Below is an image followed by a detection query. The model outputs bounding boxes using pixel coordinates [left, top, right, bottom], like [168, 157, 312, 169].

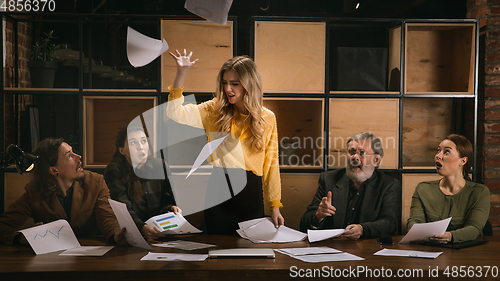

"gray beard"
[346, 165, 375, 184]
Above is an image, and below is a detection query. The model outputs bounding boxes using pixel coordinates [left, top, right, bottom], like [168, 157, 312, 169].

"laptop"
[208, 248, 275, 259]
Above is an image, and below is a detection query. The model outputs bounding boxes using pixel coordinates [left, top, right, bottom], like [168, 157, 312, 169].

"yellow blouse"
[167, 86, 282, 210]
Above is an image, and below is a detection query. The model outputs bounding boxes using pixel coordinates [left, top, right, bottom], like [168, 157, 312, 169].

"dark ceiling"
[58, 0, 467, 20]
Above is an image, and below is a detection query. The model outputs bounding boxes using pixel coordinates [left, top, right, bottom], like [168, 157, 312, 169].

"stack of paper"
[141, 252, 208, 261]
[274, 247, 364, 263]
[236, 218, 307, 243]
[152, 240, 216, 251]
[374, 249, 443, 259]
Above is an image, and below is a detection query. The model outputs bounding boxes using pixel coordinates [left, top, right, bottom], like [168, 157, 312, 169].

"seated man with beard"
[299, 132, 401, 240]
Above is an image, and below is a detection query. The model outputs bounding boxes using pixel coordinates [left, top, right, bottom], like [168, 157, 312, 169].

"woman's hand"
[170, 49, 198, 89]
[429, 231, 452, 244]
[170, 49, 198, 71]
[171, 206, 182, 215]
[141, 224, 164, 240]
[271, 208, 284, 228]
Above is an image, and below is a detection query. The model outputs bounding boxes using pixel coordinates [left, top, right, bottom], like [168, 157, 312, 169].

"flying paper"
[186, 135, 228, 178]
[184, 0, 234, 25]
[127, 26, 169, 68]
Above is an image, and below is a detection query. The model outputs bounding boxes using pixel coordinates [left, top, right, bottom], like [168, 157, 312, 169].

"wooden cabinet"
[405, 23, 475, 95]
[161, 20, 234, 93]
[254, 21, 326, 93]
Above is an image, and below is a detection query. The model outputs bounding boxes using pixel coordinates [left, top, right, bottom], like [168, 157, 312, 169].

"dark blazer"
[299, 168, 401, 238]
[0, 170, 120, 245]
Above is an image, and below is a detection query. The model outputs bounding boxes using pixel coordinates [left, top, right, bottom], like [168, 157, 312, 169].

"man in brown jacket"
[0, 138, 127, 245]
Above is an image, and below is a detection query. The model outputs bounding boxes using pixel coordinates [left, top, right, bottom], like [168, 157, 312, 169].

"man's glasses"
[347, 148, 375, 157]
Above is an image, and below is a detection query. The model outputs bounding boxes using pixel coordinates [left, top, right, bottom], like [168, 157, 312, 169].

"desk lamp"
[0, 144, 38, 174]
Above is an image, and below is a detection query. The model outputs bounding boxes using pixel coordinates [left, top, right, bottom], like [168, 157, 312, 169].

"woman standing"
[407, 134, 490, 244]
[166, 49, 284, 234]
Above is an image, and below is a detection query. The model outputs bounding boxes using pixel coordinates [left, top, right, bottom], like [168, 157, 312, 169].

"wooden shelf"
[255, 21, 326, 93]
[3, 88, 79, 91]
[405, 23, 475, 94]
[264, 173, 320, 230]
[329, 98, 399, 169]
[264, 98, 324, 168]
[161, 20, 233, 93]
[83, 96, 157, 168]
[329, 91, 399, 95]
[402, 98, 454, 167]
[3, 172, 34, 228]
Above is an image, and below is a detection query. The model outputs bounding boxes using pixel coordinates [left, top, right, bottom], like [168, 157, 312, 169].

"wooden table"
[1, 235, 499, 280]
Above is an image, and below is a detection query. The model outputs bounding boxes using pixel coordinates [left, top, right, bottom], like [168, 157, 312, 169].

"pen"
[157, 257, 169, 259]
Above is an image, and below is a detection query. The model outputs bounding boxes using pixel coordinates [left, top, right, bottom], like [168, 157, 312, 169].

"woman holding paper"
[167, 49, 284, 234]
[407, 134, 490, 244]
[104, 124, 181, 240]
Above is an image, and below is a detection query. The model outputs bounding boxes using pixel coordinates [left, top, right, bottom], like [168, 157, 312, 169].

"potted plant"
[28, 30, 59, 88]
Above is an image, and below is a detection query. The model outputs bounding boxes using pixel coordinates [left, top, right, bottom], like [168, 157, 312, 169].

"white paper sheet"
[59, 246, 114, 256]
[184, 0, 234, 25]
[294, 252, 365, 263]
[241, 218, 278, 241]
[399, 217, 452, 244]
[374, 249, 443, 259]
[307, 229, 345, 243]
[140, 252, 208, 261]
[145, 213, 202, 234]
[108, 199, 153, 250]
[275, 247, 342, 257]
[126, 26, 169, 68]
[237, 217, 307, 243]
[186, 135, 228, 178]
[152, 240, 216, 251]
[19, 219, 81, 255]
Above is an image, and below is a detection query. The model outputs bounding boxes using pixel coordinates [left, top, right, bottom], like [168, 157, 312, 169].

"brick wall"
[468, 0, 500, 236]
[3, 16, 33, 152]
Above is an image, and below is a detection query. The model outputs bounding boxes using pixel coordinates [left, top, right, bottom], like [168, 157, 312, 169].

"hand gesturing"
[169, 49, 198, 70]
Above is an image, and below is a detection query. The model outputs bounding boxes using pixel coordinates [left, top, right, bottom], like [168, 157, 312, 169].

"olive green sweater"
[407, 180, 490, 243]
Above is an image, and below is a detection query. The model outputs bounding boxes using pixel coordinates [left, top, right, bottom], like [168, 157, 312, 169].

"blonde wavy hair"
[211, 56, 266, 151]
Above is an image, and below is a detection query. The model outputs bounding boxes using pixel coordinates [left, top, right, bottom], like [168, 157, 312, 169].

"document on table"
[294, 253, 365, 263]
[19, 219, 114, 256]
[374, 249, 443, 259]
[275, 247, 342, 257]
[236, 217, 306, 243]
[140, 252, 208, 261]
[307, 229, 345, 243]
[145, 213, 202, 234]
[59, 246, 114, 256]
[108, 199, 153, 251]
[19, 219, 81, 255]
[274, 246, 363, 263]
[152, 240, 216, 251]
[399, 217, 451, 244]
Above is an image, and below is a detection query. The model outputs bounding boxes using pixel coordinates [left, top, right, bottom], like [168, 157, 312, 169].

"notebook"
[208, 248, 275, 259]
